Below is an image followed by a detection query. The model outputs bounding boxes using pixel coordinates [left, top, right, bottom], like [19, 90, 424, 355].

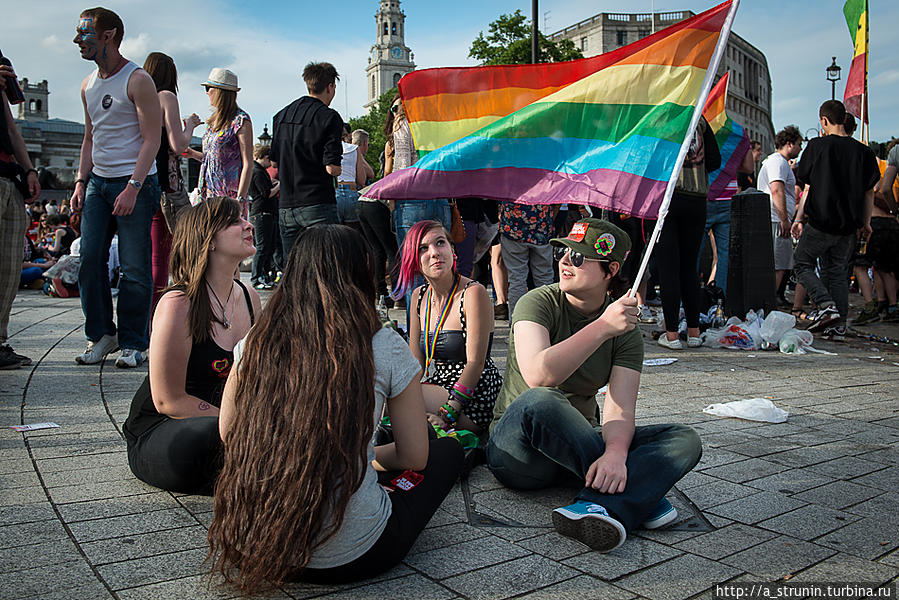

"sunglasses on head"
[553, 246, 608, 268]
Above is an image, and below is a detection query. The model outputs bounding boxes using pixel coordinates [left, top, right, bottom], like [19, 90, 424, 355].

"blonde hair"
[207, 87, 240, 133]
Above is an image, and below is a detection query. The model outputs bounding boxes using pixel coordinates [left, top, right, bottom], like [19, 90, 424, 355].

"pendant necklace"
[207, 279, 234, 329]
[423, 274, 459, 381]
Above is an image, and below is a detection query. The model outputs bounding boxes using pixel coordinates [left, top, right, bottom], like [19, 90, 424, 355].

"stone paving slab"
[2, 287, 899, 599]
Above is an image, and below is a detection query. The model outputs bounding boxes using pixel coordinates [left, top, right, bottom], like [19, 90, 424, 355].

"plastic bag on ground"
[779, 329, 814, 355]
[703, 322, 760, 350]
[760, 311, 797, 345]
[703, 398, 789, 423]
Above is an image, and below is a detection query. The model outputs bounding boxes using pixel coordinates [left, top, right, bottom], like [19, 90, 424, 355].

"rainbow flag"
[702, 72, 749, 201]
[364, 1, 734, 218]
[843, 0, 868, 122]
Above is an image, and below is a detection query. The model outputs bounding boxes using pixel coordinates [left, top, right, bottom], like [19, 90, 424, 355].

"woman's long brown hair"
[208, 225, 382, 594]
[168, 197, 241, 342]
[207, 87, 240, 133]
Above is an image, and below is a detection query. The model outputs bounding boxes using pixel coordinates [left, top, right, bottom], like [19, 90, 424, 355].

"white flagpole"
[629, 0, 741, 298]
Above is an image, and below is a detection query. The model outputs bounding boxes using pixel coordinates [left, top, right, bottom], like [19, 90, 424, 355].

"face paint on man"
[74, 17, 100, 60]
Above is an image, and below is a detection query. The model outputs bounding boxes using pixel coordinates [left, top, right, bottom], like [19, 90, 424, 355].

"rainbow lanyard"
[423, 275, 459, 378]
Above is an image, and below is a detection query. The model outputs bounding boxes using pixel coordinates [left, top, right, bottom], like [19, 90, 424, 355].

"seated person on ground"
[122, 197, 260, 495]
[486, 218, 703, 552]
[394, 220, 502, 434]
[209, 225, 464, 593]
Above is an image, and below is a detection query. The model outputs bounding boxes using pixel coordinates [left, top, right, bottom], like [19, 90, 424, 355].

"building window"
[638, 29, 650, 39]
[393, 73, 401, 87]
[391, 22, 397, 35]
[383, 22, 388, 35]
[371, 75, 376, 98]
[580, 37, 587, 51]
[616, 30, 627, 46]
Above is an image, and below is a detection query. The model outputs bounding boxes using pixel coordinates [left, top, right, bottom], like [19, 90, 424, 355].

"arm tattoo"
[198, 401, 211, 411]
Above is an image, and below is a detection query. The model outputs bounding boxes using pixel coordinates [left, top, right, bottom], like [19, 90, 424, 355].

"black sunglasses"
[391, 104, 400, 113]
[553, 246, 607, 268]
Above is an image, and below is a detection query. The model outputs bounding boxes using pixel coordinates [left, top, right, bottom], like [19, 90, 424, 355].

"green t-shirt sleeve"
[510, 287, 556, 332]
[612, 326, 644, 373]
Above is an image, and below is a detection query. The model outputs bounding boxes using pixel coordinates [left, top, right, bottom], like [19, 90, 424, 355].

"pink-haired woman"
[393, 220, 501, 434]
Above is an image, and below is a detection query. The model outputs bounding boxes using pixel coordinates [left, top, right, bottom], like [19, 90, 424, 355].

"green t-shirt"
[490, 284, 644, 432]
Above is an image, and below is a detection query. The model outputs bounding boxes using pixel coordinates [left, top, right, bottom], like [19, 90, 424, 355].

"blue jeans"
[79, 173, 160, 350]
[486, 387, 702, 532]
[250, 212, 277, 284]
[393, 199, 451, 249]
[700, 200, 731, 296]
[279, 203, 339, 256]
[21, 266, 43, 286]
[335, 185, 360, 224]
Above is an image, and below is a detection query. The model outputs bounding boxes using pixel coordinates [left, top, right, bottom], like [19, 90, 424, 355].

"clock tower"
[365, 0, 415, 109]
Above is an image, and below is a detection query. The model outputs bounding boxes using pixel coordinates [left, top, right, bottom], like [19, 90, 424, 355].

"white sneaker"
[657, 335, 683, 350]
[638, 305, 657, 324]
[115, 348, 147, 368]
[687, 336, 702, 348]
[75, 334, 119, 365]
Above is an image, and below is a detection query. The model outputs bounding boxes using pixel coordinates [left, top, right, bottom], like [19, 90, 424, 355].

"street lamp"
[826, 57, 841, 101]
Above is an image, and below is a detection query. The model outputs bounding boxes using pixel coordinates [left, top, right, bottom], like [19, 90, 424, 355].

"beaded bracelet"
[438, 403, 458, 424]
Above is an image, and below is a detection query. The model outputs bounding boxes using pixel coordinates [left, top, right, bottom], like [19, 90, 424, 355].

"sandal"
[790, 308, 809, 321]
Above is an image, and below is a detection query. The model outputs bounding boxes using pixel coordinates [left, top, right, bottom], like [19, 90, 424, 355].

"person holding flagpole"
[487, 218, 702, 552]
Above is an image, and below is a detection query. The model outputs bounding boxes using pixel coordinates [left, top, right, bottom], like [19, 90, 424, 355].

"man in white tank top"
[69, 7, 161, 368]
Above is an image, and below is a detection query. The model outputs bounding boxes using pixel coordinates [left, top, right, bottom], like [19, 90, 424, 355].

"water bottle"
[0, 49, 25, 105]
[713, 302, 726, 328]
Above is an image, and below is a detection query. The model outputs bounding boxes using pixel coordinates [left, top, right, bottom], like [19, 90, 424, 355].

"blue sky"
[9, 0, 899, 143]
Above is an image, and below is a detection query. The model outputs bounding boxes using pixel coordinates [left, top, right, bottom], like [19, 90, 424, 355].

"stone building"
[549, 10, 775, 153]
[365, 0, 415, 108]
[14, 78, 84, 187]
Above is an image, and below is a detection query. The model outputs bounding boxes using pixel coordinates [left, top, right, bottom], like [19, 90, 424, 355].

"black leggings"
[357, 201, 398, 299]
[656, 194, 707, 332]
[126, 416, 222, 496]
[297, 437, 464, 584]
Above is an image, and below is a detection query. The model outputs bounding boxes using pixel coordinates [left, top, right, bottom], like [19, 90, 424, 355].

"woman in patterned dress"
[393, 220, 502, 434]
[191, 68, 253, 218]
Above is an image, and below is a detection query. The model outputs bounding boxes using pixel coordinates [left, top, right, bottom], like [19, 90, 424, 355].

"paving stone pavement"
[2, 284, 898, 599]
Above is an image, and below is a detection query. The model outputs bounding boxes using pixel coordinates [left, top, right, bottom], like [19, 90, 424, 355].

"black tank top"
[122, 281, 255, 441]
[417, 280, 493, 362]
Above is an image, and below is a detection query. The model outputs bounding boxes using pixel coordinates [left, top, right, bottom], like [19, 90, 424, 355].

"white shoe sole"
[657, 337, 683, 350]
[643, 505, 678, 529]
[552, 507, 626, 552]
[75, 344, 119, 365]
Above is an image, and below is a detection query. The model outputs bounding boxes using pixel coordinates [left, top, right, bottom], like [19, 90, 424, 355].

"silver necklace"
[207, 280, 234, 329]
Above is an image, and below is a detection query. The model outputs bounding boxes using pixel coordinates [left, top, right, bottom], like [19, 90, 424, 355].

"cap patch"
[595, 233, 615, 257]
[568, 222, 588, 242]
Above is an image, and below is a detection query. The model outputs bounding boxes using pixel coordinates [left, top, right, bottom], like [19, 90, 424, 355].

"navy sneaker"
[642, 497, 678, 529]
[551, 501, 626, 552]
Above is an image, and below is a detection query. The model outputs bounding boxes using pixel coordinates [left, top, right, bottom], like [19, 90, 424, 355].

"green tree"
[348, 88, 399, 180]
[469, 10, 583, 65]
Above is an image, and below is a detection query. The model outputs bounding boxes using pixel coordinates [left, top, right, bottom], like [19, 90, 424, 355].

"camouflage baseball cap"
[549, 218, 631, 265]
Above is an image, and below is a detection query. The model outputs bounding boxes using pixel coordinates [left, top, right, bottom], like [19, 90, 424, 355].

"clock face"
[391, 47, 402, 59]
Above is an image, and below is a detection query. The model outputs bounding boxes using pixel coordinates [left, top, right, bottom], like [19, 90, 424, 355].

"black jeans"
[793, 223, 854, 320]
[250, 212, 277, 284]
[297, 437, 464, 583]
[657, 194, 707, 332]
[357, 201, 398, 299]
[126, 416, 222, 496]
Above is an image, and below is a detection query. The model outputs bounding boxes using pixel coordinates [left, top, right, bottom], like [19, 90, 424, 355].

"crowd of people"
[0, 4, 897, 595]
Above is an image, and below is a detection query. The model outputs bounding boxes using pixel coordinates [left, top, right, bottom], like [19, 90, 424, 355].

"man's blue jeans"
[486, 387, 702, 532]
[393, 199, 451, 248]
[79, 173, 160, 350]
[279, 203, 339, 256]
[700, 200, 731, 296]
[335, 185, 360, 224]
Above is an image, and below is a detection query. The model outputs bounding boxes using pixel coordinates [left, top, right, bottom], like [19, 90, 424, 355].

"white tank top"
[339, 142, 357, 184]
[84, 61, 157, 178]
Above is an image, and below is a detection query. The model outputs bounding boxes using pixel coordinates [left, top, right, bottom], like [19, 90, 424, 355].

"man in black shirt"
[791, 100, 880, 338]
[271, 62, 344, 254]
[249, 145, 280, 289]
